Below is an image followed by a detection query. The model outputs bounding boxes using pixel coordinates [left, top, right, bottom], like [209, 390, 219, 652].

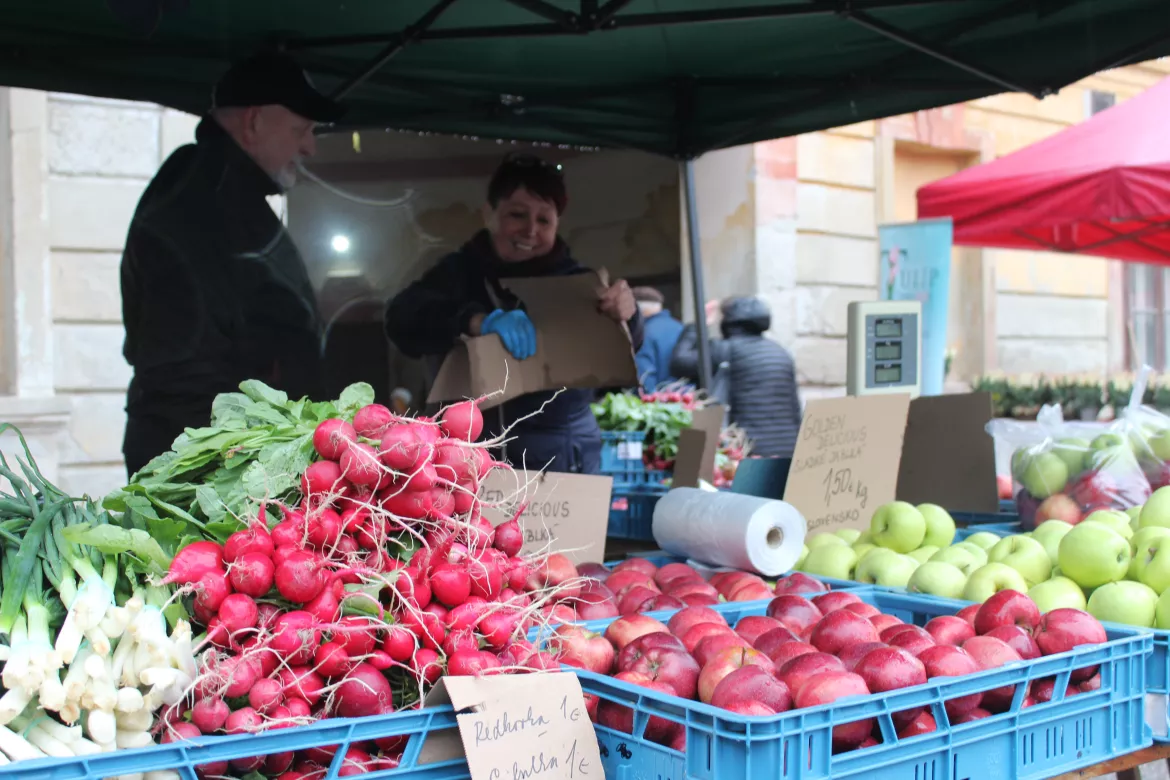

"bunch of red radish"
[549, 556, 1108, 754]
[158, 400, 592, 778]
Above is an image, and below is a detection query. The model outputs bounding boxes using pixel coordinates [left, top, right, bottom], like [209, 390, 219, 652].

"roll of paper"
[651, 487, 808, 576]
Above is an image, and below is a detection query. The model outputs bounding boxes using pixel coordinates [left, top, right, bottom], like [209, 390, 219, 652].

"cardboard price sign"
[783, 394, 911, 534]
[437, 673, 602, 780]
[479, 470, 611, 564]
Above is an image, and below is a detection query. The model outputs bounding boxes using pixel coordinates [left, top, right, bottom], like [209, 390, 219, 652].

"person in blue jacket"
[384, 152, 643, 474]
[632, 286, 684, 391]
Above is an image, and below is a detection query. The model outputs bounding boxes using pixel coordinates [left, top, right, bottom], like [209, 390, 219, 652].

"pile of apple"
[549, 588, 1108, 753]
[1009, 431, 1156, 528]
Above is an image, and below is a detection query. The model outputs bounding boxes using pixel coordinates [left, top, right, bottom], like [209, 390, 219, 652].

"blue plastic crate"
[572, 590, 1152, 780]
[600, 431, 669, 488]
[607, 484, 668, 540]
[0, 706, 468, 780]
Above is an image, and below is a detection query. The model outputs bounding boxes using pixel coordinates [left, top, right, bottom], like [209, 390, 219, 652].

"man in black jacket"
[671, 296, 803, 458]
[119, 53, 344, 477]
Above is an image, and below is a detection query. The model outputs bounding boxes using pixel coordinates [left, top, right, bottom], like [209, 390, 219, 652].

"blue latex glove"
[481, 308, 537, 360]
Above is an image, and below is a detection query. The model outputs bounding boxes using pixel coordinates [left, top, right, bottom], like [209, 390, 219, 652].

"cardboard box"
[479, 469, 611, 564]
[428, 271, 638, 409]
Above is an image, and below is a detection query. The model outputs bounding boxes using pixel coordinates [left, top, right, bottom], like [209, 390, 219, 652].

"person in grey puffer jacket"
[670, 296, 803, 457]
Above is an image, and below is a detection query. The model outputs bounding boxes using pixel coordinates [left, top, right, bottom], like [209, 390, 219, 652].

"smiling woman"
[383, 151, 644, 475]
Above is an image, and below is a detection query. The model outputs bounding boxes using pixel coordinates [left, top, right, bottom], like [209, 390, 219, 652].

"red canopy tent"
[917, 76, 1170, 265]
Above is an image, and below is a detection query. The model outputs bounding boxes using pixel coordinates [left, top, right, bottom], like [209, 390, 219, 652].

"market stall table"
[1050, 743, 1170, 780]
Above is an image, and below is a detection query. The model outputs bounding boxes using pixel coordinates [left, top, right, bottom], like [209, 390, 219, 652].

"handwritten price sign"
[783, 394, 911, 535]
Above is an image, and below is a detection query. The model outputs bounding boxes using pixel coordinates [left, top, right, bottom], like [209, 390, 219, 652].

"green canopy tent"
[5, 0, 1170, 386]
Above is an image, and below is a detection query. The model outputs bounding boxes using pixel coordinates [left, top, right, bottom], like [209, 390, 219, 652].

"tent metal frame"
[273, 0, 1160, 388]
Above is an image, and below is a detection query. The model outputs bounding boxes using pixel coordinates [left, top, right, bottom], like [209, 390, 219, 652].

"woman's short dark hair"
[487, 153, 568, 215]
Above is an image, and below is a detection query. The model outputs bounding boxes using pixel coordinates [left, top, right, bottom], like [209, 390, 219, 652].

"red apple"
[680, 622, 737, 654]
[734, 616, 785, 645]
[616, 632, 687, 671]
[859, 735, 881, 749]
[654, 563, 702, 588]
[577, 563, 610, 581]
[753, 626, 799, 656]
[710, 666, 792, 713]
[777, 652, 846, 699]
[597, 671, 678, 741]
[548, 625, 615, 674]
[843, 602, 881, 620]
[997, 474, 1013, 500]
[917, 645, 983, 718]
[669, 728, 686, 752]
[618, 585, 662, 615]
[575, 597, 619, 621]
[697, 647, 775, 704]
[605, 570, 659, 597]
[811, 610, 881, 655]
[837, 641, 887, 673]
[887, 626, 936, 657]
[962, 636, 1023, 711]
[974, 590, 1041, 636]
[1071, 471, 1120, 510]
[986, 625, 1040, 660]
[869, 614, 904, 633]
[880, 623, 917, 643]
[854, 647, 926, 727]
[1032, 608, 1107, 683]
[680, 594, 721, 607]
[612, 558, 658, 577]
[924, 616, 975, 647]
[604, 614, 670, 651]
[643, 595, 686, 612]
[956, 604, 980, 627]
[583, 693, 599, 722]
[773, 573, 830, 596]
[666, 580, 720, 599]
[724, 701, 776, 716]
[1035, 494, 1083, 525]
[952, 707, 991, 724]
[1079, 673, 1102, 693]
[765, 640, 819, 667]
[766, 595, 824, 635]
[626, 648, 702, 700]
[728, 583, 777, 602]
[794, 672, 873, 750]
[897, 710, 936, 739]
[1031, 677, 1077, 703]
[715, 572, 761, 597]
[694, 633, 751, 668]
[812, 591, 864, 614]
[667, 606, 727, 638]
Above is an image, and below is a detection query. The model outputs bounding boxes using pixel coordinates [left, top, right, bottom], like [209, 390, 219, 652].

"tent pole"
[682, 159, 714, 391]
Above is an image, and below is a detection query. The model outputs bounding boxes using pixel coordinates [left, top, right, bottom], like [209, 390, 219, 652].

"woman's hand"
[599, 279, 637, 322]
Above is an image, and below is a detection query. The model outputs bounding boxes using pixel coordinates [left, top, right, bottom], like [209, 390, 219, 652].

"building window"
[1089, 89, 1116, 115]
[1127, 264, 1169, 370]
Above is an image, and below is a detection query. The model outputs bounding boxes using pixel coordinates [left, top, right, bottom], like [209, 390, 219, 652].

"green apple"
[795, 544, 809, 570]
[1089, 445, 1139, 475]
[1058, 523, 1131, 589]
[907, 561, 968, 600]
[869, 502, 927, 553]
[856, 531, 873, 544]
[1053, 437, 1090, 475]
[1140, 486, 1170, 529]
[929, 545, 983, 577]
[806, 533, 848, 550]
[1082, 509, 1135, 541]
[853, 548, 918, 587]
[834, 528, 862, 545]
[1011, 448, 1034, 481]
[916, 504, 956, 548]
[1129, 508, 1142, 534]
[1087, 581, 1158, 627]
[1020, 452, 1069, 499]
[964, 532, 1002, 552]
[987, 535, 1052, 586]
[1031, 520, 1074, 564]
[801, 544, 858, 580]
[1156, 588, 1170, 629]
[963, 562, 1030, 603]
[851, 541, 876, 559]
[908, 545, 940, 564]
[1129, 526, 1170, 580]
[1150, 429, 1170, 462]
[1028, 576, 1088, 612]
[1091, 432, 1129, 451]
[952, 541, 990, 567]
[1133, 532, 1170, 595]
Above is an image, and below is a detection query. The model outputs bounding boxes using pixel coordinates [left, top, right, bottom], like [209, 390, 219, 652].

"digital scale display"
[874, 342, 901, 361]
[875, 365, 902, 384]
[874, 318, 903, 338]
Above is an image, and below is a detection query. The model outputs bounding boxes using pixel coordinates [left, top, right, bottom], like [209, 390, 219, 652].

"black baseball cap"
[212, 52, 346, 124]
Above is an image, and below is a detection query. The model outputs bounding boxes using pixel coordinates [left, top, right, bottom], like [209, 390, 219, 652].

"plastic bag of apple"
[992, 403, 1156, 530]
[546, 585, 1111, 753]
